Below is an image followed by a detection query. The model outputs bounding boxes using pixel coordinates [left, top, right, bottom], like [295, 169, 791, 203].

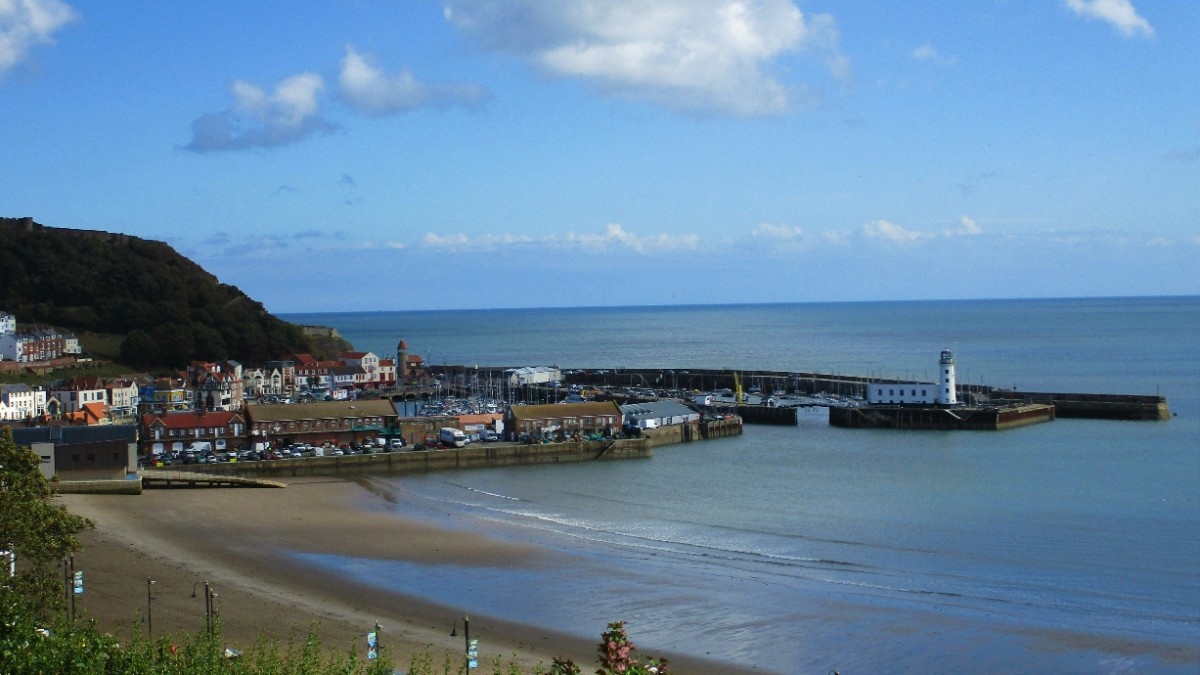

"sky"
[1, 0, 1197, 313]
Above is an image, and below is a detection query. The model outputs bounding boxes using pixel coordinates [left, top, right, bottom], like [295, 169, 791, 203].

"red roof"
[142, 410, 244, 429]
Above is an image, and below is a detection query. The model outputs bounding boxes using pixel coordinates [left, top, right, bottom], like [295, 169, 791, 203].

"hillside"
[0, 217, 321, 368]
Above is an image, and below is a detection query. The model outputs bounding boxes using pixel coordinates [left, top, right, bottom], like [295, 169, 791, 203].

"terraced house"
[139, 409, 247, 456]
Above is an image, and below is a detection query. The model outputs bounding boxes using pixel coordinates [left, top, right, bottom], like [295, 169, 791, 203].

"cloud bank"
[1064, 0, 1154, 38]
[186, 72, 333, 152]
[443, 0, 847, 116]
[0, 0, 76, 77]
[337, 45, 491, 116]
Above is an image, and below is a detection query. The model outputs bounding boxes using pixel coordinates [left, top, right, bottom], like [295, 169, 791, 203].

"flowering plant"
[595, 622, 670, 675]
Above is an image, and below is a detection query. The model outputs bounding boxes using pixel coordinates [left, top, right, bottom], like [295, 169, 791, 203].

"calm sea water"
[283, 297, 1200, 673]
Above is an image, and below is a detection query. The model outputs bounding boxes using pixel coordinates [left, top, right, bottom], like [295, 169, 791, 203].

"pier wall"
[989, 390, 1169, 421]
[641, 417, 743, 446]
[169, 439, 652, 480]
[545, 368, 1167, 422]
[829, 404, 1055, 431]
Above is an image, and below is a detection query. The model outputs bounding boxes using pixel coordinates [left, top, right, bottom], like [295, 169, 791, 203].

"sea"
[281, 296, 1200, 674]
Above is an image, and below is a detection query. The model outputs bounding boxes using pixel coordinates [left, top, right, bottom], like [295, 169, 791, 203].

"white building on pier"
[866, 349, 959, 406]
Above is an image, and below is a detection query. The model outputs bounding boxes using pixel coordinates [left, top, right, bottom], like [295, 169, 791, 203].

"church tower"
[938, 349, 958, 405]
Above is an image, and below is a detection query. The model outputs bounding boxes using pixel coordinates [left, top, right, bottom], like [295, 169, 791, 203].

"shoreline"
[58, 477, 768, 674]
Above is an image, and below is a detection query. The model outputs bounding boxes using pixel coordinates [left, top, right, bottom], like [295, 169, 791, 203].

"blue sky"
[1, 0, 1196, 312]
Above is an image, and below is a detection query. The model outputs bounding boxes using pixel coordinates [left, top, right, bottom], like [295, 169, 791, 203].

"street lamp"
[192, 581, 216, 634]
[145, 578, 156, 636]
[449, 615, 471, 671]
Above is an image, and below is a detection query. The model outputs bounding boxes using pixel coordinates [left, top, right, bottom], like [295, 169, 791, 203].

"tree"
[0, 427, 93, 623]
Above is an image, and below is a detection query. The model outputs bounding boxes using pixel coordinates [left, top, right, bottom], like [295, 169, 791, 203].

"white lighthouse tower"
[938, 348, 958, 405]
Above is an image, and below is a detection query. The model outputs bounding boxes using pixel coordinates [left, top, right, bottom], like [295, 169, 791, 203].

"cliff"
[0, 217, 313, 368]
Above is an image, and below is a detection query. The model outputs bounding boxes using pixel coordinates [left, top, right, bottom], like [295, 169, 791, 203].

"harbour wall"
[828, 404, 1056, 431]
[163, 438, 653, 480]
[988, 390, 1169, 421]
[551, 368, 1167, 422]
[640, 417, 743, 446]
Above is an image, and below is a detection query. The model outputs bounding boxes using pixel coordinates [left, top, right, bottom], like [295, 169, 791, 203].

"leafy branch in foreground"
[0, 426, 93, 624]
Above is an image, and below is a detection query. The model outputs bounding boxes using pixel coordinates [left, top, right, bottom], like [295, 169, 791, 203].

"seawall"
[989, 390, 1169, 421]
[829, 404, 1056, 431]
[442, 366, 1167, 422]
[160, 438, 653, 480]
[640, 417, 743, 446]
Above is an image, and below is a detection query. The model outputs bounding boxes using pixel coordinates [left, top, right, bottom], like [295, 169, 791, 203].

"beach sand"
[58, 477, 766, 674]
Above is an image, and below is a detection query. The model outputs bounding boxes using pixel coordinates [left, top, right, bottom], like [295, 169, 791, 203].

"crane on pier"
[733, 372, 744, 405]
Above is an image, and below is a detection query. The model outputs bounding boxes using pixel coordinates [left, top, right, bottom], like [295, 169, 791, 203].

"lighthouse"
[938, 348, 958, 405]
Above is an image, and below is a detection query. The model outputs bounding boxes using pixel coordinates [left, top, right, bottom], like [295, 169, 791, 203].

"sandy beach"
[58, 477, 767, 674]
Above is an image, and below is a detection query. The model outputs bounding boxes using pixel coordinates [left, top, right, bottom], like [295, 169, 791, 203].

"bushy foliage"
[0, 427, 93, 623]
[0, 219, 312, 368]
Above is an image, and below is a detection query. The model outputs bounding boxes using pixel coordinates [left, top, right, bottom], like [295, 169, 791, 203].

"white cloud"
[858, 216, 983, 244]
[954, 215, 982, 236]
[912, 42, 955, 65]
[337, 45, 490, 116]
[186, 72, 332, 152]
[443, 0, 848, 116]
[1064, 0, 1154, 38]
[752, 222, 804, 243]
[417, 222, 697, 253]
[862, 219, 927, 243]
[0, 0, 76, 77]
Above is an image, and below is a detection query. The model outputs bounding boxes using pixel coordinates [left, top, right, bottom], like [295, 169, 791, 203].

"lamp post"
[449, 615, 472, 671]
[192, 581, 216, 634]
[145, 578, 156, 636]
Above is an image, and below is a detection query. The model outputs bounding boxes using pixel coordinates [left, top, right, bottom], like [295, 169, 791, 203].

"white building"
[620, 400, 701, 430]
[106, 378, 141, 417]
[506, 366, 562, 387]
[51, 378, 109, 414]
[0, 311, 14, 334]
[866, 349, 960, 406]
[1, 384, 48, 419]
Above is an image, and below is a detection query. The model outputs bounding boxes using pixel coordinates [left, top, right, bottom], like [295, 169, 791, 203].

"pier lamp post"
[192, 581, 216, 634]
[145, 578, 156, 636]
[449, 615, 470, 671]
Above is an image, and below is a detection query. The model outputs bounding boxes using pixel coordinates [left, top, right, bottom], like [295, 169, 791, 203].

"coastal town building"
[0, 384, 48, 420]
[506, 366, 562, 387]
[51, 376, 109, 414]
[105, 378, 141, 418]
[266, 359, 298, 395]
[139, 409, 247, 456]
[186, 360, 245, 411]
[505, 401, 621, 441]
[242, 367, 285, 399]
[142, 377, 192, 414]
[12, 425, 137, 481]
[397, 339, 429, 385]
[619, 400, 701, 430]
[245, 399, 399, 451]
[0, 311, 80, 363]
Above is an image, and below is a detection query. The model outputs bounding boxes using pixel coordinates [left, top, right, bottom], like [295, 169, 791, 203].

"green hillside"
[0, 217, 313, 368]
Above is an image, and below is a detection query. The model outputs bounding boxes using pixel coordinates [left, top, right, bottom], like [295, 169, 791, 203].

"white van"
[439, 427, 468, 448]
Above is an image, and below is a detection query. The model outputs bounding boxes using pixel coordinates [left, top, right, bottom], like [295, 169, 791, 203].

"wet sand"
[58, 478, 768, 674]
